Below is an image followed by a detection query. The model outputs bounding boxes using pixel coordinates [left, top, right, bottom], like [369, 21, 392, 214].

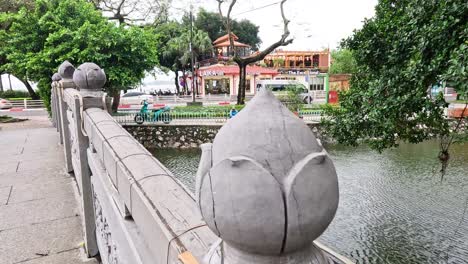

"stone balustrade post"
[72, 62, 107, 257]
[196, 88, 340, 264]
[51, 72, 62, 131]
[57, 61, 76, 172]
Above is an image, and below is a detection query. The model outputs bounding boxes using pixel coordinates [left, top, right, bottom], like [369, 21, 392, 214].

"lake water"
[151, 141, 468, 264]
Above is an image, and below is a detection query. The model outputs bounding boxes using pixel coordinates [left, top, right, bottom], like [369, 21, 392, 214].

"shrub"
[0, 90, 30, 99]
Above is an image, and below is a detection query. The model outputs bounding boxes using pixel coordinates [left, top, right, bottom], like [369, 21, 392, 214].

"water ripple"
[151, 141, 468, 264]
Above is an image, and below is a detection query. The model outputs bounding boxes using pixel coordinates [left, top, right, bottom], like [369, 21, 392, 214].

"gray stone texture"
[52, 72, 62, 82]
[0, 127, 97, 264]
[124, 123, 323, 149]
[82, 107, 220, 264]
[73, 62, 106, 97]
[196, 89, 339, 263]
[58, 60, 75, 80]
[124, 124, 220, 149]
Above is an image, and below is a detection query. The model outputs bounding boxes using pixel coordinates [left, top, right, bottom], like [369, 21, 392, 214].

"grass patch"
[0, 115, 28, 123]
[172, 103, 324, 113]
[0, 90, 30, 99]
[7, 97, 32, 101]
[172, 105, 244, 113]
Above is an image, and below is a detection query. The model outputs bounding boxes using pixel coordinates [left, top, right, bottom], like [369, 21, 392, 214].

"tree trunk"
[237, 63, 247, 105]
[17, 77, 39, 99]
[0, 74, 3, 92]
[111, 90, 120, 113]
[174, 70, 180, 95]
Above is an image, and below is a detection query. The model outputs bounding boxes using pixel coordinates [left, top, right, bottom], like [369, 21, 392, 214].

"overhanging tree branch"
[216, 0, 293, 104]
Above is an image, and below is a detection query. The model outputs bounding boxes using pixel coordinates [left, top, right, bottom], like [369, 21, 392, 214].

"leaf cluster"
[155, 21, 212, 71]
[0, 0, 159, 110]
[329, 49, 357, 74]
[189, 8, 262, 51]
[324, 0, 467, 151]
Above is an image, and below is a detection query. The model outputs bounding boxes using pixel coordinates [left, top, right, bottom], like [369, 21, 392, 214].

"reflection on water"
[151, 141, 468, 264]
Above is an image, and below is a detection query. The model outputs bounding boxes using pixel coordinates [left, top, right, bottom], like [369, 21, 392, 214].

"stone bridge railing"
[50, 61, 354, 264]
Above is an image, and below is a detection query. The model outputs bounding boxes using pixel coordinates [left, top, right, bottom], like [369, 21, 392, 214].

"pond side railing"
[113, 109, 323, 125]
[8, 99, 45, 109]
[51, 60, 354, 264]
[51, 61, 218, 263]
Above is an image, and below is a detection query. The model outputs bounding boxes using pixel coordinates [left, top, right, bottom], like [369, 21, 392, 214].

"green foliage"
[154, 20, 212, 94]
[172, 104, 244, 113]
[0, 90, 30, 98]
[273, 58, 285, 67]
[193, 8, 261, 50]
[285, 85, 305, 112]
[154, 21, 185, 72]
[165, 29, 212, 67]
[329, 49, 357, 74]
[0, 0, 159, 111]
[324, 0, 467, 151]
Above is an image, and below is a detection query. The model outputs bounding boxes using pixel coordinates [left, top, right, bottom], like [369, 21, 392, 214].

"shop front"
[204, 77, 231, 95]
[198, 64, 278, 96]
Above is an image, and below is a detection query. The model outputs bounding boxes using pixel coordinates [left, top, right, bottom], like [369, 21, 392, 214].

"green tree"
[0, 0, 37, 97]
[232, 19, 261, 51]
[323, 0, 467, 173]
[164, 29, 213, 94]
[193, 8, 261, 50]
[0, 0, 158, 111]
[154, 21, 185, 93]
[329, 49, 357, 74]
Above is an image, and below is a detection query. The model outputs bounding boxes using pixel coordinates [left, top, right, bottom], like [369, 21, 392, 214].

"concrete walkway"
[0, 119, 97, 263]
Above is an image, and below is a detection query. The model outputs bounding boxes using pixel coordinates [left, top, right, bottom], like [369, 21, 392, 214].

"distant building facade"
[264, 49, 330, 73]
[195, 33, 278, 96]
[263, 49, 331, 102]
[329, 74, 351, 92]
[193, 35, 343, 102]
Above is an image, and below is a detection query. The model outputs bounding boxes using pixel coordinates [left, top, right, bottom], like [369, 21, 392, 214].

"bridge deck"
[0, 120, 96, 264]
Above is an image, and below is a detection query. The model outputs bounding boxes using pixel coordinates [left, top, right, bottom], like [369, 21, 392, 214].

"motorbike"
[134, 100, 172, 124]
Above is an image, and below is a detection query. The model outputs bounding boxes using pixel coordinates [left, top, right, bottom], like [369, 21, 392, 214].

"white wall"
[0, 74, 38, 91]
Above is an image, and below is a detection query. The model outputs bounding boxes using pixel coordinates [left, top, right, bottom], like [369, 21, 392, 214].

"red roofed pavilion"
[192, 33, 277, 97]
[213, 33, 251, 58]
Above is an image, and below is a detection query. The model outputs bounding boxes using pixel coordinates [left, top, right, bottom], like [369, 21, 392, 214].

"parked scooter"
[134, 100, 172, 124]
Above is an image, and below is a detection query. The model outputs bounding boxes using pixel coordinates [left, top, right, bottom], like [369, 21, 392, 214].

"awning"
[198, 65, 278, 77]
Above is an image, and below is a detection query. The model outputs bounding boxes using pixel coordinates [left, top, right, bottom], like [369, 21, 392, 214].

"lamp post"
[190, 4, 196, 103]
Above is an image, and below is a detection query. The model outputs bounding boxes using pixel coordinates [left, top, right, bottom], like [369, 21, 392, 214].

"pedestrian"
[229, 107, 238, 118]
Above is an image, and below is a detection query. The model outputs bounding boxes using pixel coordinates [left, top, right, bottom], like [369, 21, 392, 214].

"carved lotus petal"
[197, 88, 339, 255]
[284, 152, 339, 252]
[199, 157, 285, 254]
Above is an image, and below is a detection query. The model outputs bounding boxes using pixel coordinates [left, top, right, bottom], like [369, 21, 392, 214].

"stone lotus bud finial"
[52, 73, 62, 82]
[73, 62, 106, 97]
[58, 61, 75, 80]
[196, 88, 339, 264]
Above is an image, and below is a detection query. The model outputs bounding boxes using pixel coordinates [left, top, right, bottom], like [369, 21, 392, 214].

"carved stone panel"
[92, 183, 119, 264]
[67, 107, 82, 191]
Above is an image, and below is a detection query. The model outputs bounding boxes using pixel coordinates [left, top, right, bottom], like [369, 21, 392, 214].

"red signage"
[328, 91, 338, 104]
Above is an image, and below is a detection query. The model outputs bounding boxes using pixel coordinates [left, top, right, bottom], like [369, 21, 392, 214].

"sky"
[148, 0, 378, 84]
[171, 0, 378, 50]
[2, 0, 377, 91]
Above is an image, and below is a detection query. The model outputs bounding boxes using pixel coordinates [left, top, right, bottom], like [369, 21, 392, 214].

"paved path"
[0, 117, 97, 263]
